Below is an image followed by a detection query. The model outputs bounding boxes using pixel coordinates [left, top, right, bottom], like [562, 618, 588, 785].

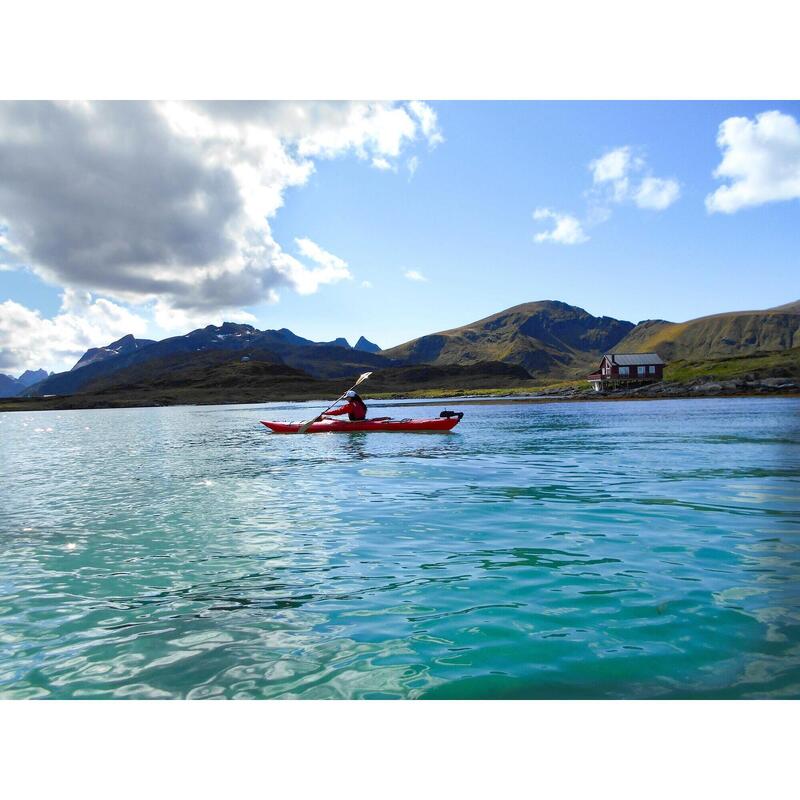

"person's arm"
[324, 402, 353, 417]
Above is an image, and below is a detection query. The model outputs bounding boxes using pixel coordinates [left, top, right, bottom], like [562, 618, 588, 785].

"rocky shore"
[537, 376, 800, 400]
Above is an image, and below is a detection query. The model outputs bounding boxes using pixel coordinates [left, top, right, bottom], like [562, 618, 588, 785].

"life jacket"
[347, 397, 367, 420]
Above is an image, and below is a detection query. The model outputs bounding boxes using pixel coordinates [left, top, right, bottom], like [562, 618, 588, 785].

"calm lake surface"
[1, 397, 799, 699]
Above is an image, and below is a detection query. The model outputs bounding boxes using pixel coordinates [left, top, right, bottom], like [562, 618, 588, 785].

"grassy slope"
[616, 307, 800, 361]
[664, 346, 800, 382]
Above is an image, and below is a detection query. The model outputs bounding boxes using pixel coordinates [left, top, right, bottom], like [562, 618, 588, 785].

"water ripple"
[1, 397, 799, 698]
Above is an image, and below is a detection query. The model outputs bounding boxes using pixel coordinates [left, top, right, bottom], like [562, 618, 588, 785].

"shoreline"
[1, 387, 798, 414]
[369, 390, 800, 407]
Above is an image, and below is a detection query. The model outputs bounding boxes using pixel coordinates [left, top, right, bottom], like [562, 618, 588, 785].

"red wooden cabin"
[587, 352, 665, 391]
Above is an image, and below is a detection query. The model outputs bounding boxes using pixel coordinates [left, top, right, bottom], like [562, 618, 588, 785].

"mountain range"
[23, 324, 387, 397]
[0, 368, 51, 398]
[10, 299, 800, 402]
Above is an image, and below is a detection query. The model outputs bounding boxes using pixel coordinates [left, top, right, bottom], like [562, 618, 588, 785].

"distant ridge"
[0, 367, 52, 397]
[768, 299, 800, 313]
[354, 336, 381, 353]
[382, 300, 635, 378]
[17, 368, 50, 387]
[72, 334, 156, 370]
[0, 373, 20, 397]
[30, 323, 397, 397]
[319, 337, 351, 349]
[615, 304, 800, 361]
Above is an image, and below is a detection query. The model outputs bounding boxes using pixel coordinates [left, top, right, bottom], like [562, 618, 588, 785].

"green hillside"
[664, 346, 800, 383]
[616, 304, 800, 361]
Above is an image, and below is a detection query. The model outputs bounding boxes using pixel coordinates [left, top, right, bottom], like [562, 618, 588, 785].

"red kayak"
[261, 412, 463, 434]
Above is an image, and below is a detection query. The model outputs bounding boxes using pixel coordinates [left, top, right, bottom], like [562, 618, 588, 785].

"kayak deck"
[261, 416, 462, 434]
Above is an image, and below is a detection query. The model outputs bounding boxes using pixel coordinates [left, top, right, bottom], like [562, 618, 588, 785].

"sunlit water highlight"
[1, 397, 799, 699]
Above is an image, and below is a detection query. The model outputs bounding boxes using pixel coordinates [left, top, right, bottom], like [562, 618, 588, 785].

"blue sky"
[1, 100, 798, 373]
[269, 101, 799, 345]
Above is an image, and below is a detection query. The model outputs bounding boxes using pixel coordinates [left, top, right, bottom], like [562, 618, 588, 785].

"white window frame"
[637, 365, 646, 376]
[619, 366, 629, 376]
[649, 365, 656, 374]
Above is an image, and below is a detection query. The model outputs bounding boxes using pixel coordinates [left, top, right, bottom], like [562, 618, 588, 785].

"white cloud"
[589, 145, 680, 210]
[371, 156, 393, 171]
[152, 303, 257, 334]
[408, 101, 444, 147]
[634, 176, 681, 210]
[533, 144, 678, 249]
[0, 290, 149, 374]
[590, 146, 641, 201]
[283, 237, 352, 295]
[292, 102, 429, 159]
[360, 280, 373, 289]
[705, 110, 800, 213]
[407, 155, 419, 178]
[404, 270, 428, 282]
[532, 208, 588, 245]
[0, 101, 442, 323]
[590, 147, 635, 183]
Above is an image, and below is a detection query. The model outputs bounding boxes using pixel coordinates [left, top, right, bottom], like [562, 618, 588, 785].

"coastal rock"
[691, 382, 723, 394]
[760, 377, 796, 388]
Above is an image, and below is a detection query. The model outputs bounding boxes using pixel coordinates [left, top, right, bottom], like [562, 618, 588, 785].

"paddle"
[297, 371, 373, 434]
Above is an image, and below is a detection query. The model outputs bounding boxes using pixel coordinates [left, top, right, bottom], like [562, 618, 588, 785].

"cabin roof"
[605, 352, 665, 366]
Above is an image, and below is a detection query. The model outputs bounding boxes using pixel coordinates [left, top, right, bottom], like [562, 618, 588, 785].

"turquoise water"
[1, 397, 799, 699]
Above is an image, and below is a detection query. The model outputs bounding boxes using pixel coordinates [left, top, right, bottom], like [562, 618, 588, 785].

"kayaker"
[321, 390, 368, 421]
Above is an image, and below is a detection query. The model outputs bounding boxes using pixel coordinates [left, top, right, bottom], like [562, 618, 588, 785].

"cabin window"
[649, 365, 656, 374]
[619, 366, 629, 376]
[637, 366, 645, 376]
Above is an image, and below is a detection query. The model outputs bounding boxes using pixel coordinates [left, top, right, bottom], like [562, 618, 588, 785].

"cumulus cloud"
[533, 144, 678, 248]
[0, 290, 149, 374]
[404, 270, 428, 282]
[282, 238, 352, 295]
[0, 100, 442, 322]
[590, 146, 680, 210]
[152, 303, 257, 334]
[590, 146, 641, 201]
[705, 110, 800, 213]
[532, 208, 588, 245]
[408, 101, 445, 147]
[634, 176, 682, 210]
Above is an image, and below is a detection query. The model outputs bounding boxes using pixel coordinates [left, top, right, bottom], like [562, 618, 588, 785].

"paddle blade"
[297, 417, 317, 434]
[355, 371, 372, 385]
